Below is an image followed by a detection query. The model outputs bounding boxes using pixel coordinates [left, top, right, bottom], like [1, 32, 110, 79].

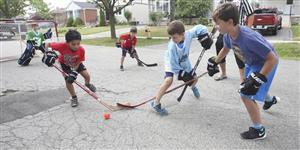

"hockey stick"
[52, 64, 121, 111]
[177, 26, 218, 102]
[116, 72, 208, 109]
[127, 48, 158, 67]
[136, 58, 158, 67]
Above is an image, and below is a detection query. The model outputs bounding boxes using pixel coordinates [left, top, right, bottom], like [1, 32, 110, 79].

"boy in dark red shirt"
[43, 30, 96, 107]
[118, 27, 143, 71]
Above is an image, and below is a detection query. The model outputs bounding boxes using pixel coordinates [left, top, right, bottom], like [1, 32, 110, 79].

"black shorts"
[234, 52, 245, 69]
[216, 34, 226, 63]
[122, 48, 129, 57]
[216, 34, 245, 69]
[60, 63, 86, 74]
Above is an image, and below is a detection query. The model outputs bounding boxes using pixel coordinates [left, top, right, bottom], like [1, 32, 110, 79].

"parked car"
[0, 25, 16, 40]
[246, 8, 282, 35]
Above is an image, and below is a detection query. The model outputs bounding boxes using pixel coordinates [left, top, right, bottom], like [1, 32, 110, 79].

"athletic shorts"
[216, 34, 226, 63]
[240, 63, 278, 102]
[164, 72, 174, 78]
[122, 48, 131, 57]
[60, 63, 86, 74]
[164, 71, 197, 80]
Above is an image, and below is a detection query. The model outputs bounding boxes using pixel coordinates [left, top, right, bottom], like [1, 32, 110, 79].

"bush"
[74, 17, 84, 26]
[124, 10, 132, 22]
[66, 17, 74, 27]
[58, 28, 68, 34]
[198, 17, 209, 26]
[149, 12, 164, 26]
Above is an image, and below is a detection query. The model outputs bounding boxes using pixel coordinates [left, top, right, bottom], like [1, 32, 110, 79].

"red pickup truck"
[248, 8, 282, 35]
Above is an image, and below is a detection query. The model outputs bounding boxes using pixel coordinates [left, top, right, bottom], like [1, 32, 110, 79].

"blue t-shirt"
[223, 26, 276, 66]
[165, 25, 208, 74]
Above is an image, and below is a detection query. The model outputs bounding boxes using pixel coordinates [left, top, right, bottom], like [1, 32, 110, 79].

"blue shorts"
[164, 72, 174, 78]
[240, 63, 278, 102]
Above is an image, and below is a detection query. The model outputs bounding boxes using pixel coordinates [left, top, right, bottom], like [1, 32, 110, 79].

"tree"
[91, 0, 134, 39]
[0, 0, 27, 18]
[99, 8, 106, 26]
[169, 0, 176, 22]
[149, 12, 164, 26]
[30, 0, 53, 19]
[176, 0, 212, 25]
[124, 10, 132, 23]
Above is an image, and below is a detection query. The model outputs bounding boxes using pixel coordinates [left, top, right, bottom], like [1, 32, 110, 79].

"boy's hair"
[130, 27, 137, 33]
[213, 3, 239, 26]
[65, 29, 81, 42]
[167, 20, 185, 35]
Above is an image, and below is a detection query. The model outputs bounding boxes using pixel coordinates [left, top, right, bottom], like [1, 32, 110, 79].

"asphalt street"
[0, 40, 299, 149]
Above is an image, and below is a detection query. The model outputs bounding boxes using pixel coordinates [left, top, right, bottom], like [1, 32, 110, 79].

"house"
[115, 0, 171, 25]
[52, 8, 67, 27]
[66, 1, 98, 26]
[52, 0, 171, 26]
[53, 1, 98, 26]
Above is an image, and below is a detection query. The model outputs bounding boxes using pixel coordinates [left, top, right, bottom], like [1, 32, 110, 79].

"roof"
[52, 8, 66, 14]
[73, 1, 97, 9]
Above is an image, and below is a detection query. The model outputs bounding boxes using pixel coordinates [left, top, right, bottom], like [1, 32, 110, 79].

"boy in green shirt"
[26, 23, 52, 53]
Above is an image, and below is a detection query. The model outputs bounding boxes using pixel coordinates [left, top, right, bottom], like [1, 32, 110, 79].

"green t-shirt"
[26, 31, 45, 47]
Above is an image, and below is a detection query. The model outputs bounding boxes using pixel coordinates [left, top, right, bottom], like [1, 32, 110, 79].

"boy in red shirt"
[43, 30, 96, 107]
[118, 27, 143, 71]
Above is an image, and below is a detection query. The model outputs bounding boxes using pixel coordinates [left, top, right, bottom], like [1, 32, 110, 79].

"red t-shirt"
[49, 42, 85, 67]
[119, 33, 137, 49]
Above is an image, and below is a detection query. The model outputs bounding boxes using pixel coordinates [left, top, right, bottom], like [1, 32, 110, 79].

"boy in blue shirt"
[208, 3, 279, 140]
[151, 20, 213, 116]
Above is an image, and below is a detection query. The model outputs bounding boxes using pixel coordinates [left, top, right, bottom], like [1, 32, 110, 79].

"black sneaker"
[71, 96, 78, 107]
[240, 127, 266, 140]
[85, 83, 96, 92]
[120, 65, 124, 71]
[263, 96, 280, 110]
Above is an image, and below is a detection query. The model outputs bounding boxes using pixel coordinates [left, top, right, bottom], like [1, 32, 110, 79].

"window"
[163, 0, 169, 12]
[116, 7, 122, 15]
[156, 1, 162, 12]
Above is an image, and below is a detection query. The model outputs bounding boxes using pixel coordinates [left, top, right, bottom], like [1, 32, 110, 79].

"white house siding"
[127, 2, 150, 24]
[115, 0, 170, 25]
[66, 2, 82, 19]
[115, 0, 150, 24]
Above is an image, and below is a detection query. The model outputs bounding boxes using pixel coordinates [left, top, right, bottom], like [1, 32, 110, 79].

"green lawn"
[273, 43, 300, 60]
[136, 25, 213, 37]
[81, 37, 169, 47]
[58, 25, 129, 36]
[291, 25, 300, 41]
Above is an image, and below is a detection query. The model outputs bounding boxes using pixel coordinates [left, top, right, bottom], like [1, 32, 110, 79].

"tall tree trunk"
[108, 9, 116, 39]
[170, 0, 175, 21]
[4, 0, 10, 18]
[99, 8, 106, 26]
